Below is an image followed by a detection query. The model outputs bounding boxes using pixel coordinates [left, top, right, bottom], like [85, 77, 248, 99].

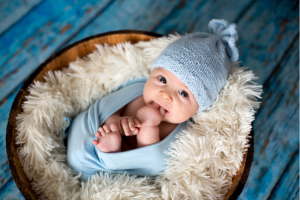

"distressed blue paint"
[229, 0, 299, 85]
[288, 184, 299, 200]
[0, 0, 112, 103]
[65, 0, 184, 46]
[0, 0, 42, 35]
[268, 150, 299, 200]
[154, 0, 253, 35]
[0, 84, 22, 189]
[0, 0, 299, 199]
[238, 38, 299, 200]
[0, 179, 24, 200]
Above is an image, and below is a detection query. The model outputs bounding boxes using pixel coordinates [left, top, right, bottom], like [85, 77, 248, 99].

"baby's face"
[143, 67, 199, 124]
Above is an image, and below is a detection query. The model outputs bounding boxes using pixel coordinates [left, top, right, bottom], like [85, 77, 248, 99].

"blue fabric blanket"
[64, 77, 190, 181]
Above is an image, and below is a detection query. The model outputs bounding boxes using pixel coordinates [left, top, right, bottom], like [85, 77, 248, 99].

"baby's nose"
[158, 91, 172, 102]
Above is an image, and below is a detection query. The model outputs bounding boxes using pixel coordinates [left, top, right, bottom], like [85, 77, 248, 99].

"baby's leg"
[93, 122, 122, 153]
[136, 126, 160, 148]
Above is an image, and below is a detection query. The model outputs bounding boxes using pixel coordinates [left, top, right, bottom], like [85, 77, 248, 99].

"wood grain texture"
[65, 0, 185, 46]
[230, 0, 299, 85]
[0, 0, 41, 35]
[0, 0, 112, 103]
[0, 178, 25, 200]
[238, 37, 299, 200]
[66, 0, 254, 45]
[0, 85, 21, 189]
[268, 150, 299, 200]
[154, 0, 253, 34]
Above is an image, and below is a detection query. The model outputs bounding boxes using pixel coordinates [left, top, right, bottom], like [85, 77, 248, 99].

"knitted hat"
[151, 19, 239, 114]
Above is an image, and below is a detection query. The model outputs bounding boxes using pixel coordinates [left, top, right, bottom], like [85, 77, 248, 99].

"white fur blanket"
[15, 34, 262, 200]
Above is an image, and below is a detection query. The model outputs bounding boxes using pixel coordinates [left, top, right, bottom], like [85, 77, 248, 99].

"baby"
[92, 19, 239, 153]
[65, 19, 239, 180]
[92, 66, 200, 152]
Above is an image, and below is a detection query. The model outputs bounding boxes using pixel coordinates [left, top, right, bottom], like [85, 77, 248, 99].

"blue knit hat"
[151, 19, 239, 114]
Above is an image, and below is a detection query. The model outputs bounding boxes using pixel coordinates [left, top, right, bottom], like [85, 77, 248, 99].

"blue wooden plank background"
[0, 0, 298, 199]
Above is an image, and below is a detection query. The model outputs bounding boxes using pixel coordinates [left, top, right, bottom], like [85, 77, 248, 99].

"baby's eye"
[158, 76, 167, 84]
[179, 90, 188, 97]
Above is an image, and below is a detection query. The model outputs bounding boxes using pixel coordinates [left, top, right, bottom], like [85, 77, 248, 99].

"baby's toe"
[98, 127, 106, 136]
[92, 140, 99, 146]
[95, 131, 102, 138]
[102, 125, 110, 134]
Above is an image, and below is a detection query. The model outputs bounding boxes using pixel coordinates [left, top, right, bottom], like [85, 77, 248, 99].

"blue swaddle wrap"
[64, 77, 190, 181]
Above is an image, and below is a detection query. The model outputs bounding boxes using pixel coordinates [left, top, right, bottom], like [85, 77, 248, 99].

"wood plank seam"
[0, 0, 114, 103]
[57, 0, 115, 51]
[253, 33, 299, 118]
[152, 0, 211, 32]
[0, 1, 42, 37]
[266, 148, 299, 200]
[233, 0, 255, 25]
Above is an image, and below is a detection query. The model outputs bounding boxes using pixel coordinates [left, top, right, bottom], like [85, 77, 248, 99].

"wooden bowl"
[6, 30, 254, 200]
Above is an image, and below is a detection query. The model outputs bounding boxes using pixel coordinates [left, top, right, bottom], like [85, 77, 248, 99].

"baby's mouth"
[161, 106, 169, 113]
[152, 101, 168, 113]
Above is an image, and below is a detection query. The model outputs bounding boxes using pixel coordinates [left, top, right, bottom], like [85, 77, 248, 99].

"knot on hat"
[208, 19, 239, 62]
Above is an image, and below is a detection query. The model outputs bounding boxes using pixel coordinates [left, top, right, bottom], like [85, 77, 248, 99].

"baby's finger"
[132, 127, 139, 135]
[128, 117, 135, 130]
[151, 102, 160, 109]
[159, 106, 165, 116]
[134, 119, 142, 127]
[121, 118, 130, 136]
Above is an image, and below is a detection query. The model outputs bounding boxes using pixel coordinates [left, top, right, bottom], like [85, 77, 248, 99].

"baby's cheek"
[143, 91, 153, 104]
[143, 81, 157, 100]
[142, 94, 150, 105]
[169, 109, 188, 123]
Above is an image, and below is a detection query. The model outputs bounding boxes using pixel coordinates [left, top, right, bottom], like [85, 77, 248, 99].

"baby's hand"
[136, 102, 165, 126]
[116, 116, 142, 136]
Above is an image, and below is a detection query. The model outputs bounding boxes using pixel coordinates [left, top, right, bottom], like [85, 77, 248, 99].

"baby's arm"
[136, 126, 160, 148]
[136, 102, 165, 148]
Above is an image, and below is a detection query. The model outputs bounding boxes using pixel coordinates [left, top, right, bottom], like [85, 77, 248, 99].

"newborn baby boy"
[92, 66, 199, 152]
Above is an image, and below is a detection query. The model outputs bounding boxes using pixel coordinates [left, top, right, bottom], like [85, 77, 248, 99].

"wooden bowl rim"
[6, 30, 254, 200]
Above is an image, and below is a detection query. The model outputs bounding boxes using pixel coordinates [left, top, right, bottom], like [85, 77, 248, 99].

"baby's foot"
[92, 122, 122, 153]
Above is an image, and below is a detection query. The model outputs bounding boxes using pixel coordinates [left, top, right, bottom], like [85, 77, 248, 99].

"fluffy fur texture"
[15, 33, 262, 200]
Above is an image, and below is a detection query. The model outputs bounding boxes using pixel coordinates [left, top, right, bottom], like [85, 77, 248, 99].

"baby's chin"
[163, 113, 194, 124]
[157, 106, 190, 124]
[162, 115, 183, 124]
